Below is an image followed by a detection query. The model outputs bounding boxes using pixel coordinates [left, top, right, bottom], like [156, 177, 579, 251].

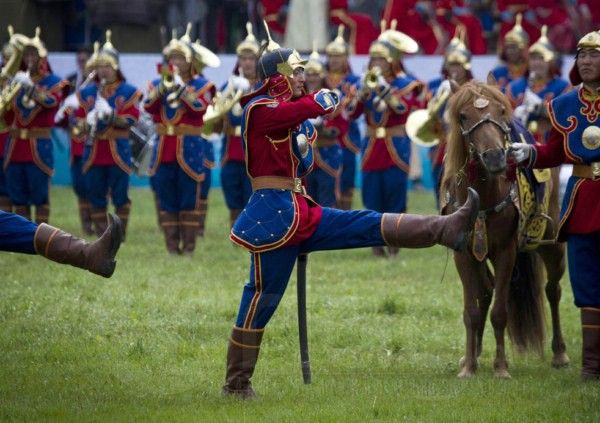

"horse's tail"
[507, 251, 546, 354]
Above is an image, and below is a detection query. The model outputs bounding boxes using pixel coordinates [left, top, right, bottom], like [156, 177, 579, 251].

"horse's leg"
[476, 265, 494, 359]
[455, 252, 488, 378]
[489, 247, 517, 379]
[538, 243, 570, 368]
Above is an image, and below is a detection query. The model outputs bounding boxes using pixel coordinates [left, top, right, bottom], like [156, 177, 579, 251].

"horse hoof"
[457, 368, 475, 378]
[494, 369, 511, 379]
[551, 353, 570, 368]
[458, 356, 466, 368]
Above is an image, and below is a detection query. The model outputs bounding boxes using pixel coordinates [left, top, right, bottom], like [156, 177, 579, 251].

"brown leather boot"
[35, 204, 50, 224]
[197, 199, 208, 238]
[116, 202, 131, 240]
[581, 307, 600, 380]
[222, 326, 264, 399]
[91, 208, 108, 237]
[0, 195, 12, 212]
[78, 199, 94, 235]
[180, 210, 199, 255]
[382, 187, 479, 251]
[34, 213, 123, 278]
[161, 212, 180, 255]
[14, 205, 31, 221]
[230, 208, 242, 228]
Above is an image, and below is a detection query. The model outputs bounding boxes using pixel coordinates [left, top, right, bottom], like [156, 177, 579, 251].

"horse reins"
[460, 113, 512, 161]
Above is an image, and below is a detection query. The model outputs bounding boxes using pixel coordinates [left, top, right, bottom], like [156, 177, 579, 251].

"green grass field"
[1, 187, 598, 422]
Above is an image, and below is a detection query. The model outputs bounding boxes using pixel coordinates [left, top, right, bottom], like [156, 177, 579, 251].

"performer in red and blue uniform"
[144, 24, 217, 255]
[2, 27, 68, 223]
[221, 26, 480, 399]
[75, 31, 142, 238]
[304, 48, 342, 208]
[511, 30, 600, 380]
[0, 209, 123, 277]
[324, 25, 361, 210]
[490, 13, 529, 92]
[0, 40, 14, 212]
[217, 23, 259, 227]
[348, 23, 426, 256]
[507, 25, 571, 142]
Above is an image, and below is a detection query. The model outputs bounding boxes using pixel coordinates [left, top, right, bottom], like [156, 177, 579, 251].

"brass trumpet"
[364, 66, 382, 91]
[160, 64, 185, 108]
[405, 83, 450, 147]
[0, 29, 26, 115]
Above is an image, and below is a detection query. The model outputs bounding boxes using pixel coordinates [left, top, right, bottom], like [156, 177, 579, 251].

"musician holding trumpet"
[348, 21, 426, 257]
[1, 27, 68, 224]
[75, 31, 142, 238]
[144, 24, 218, 255]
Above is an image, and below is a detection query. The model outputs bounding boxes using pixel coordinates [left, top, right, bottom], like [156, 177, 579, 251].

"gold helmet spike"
[180, 22, 192, 43]
[390, 19, 397, 31]
[528, 25, 556, 62]
[27, 26, 48, 58]
[325, 24, 348, 55]
[85, 41, 100, 72]
[504, 13, 529, 49]
[96, 29, 119, 70]
[103, 29, 114, 51]
[262, 19, 281, 52]
[379, 19, 387, 35]
[163, 25, 193, 62]
[236, 22, 260, 56]
[8, 25, 13, 37]
[305, 40, 324, 76]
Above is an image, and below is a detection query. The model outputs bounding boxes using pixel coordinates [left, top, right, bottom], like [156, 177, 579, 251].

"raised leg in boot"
[34, 213, 123, 277]
[581, 307, 600, 380]
[179, 210, 200, 255]
[91, 208, 108, 237]
[0, 195, 12, 212]
[14, 205, 31, 221]
[116, 202, 131, 240]
[78, 199, 94, 235]
[222, 327, 264, 399]
[382, 187, 479, 251]
[161, 211, 181, 255]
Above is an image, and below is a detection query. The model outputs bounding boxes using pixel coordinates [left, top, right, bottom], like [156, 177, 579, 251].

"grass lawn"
[1, 187, 598, 422]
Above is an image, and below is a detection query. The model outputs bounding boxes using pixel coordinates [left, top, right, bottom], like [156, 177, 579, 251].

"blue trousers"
[362, 166, 408, 213]
[340, 149, 356, 193]
[200, 167, 211, 200]
[306, 168, 337, 208]
[221, 161, 252, 210]
[5, 163, 49, 206]
[70, 156, 88, 200]
[0, 160, 7, 196]
[0, 210, 37, 254]
[567, 232, 600, 308]
[86, 165, 130, 208]
[154, 162, 201, 212]
[235, 207, 384, 329]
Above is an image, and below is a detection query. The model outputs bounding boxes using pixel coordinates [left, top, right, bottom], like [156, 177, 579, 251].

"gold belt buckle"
[293, 178, 302, 193]
[19, 128, 28, 139]
[375, 127, 386, 138]
[166, 125, 175, 136]
[592, 162, 600, 180]
[234, 126, 241, 137]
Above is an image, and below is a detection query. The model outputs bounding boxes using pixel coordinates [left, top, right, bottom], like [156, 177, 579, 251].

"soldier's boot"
[581, 307, 600, 381]
[34, 204, 50, 224]
[197, 199, 208, 238]
[14, 205, 31, 221]
[230, 208, 242, 228]
[0, 195, 12, 212]
[161, 212, 181, 255]
[34, 213, 123, 278]
[78, 199, 94, 235]
[222, 327, 264, 399]
[180, 210, 199, 256]
[116, 202, 131, 241]
[91, 208, 108, 237]
[382, 188, 479, 251]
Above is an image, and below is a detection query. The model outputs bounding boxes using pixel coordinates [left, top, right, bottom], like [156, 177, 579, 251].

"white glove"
[509, 142, 533, 164]
[86, 109, 98, 127]
[309, 116, 324, 127]
[231, 75, 250, 92]
[94, 96, 113, 120]
[173, 72, 184, 87]
[63, 93, 80, 110]
[13, 71, 33, 88]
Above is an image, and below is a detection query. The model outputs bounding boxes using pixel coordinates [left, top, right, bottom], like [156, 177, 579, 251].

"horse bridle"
[460, 113, 512, 162]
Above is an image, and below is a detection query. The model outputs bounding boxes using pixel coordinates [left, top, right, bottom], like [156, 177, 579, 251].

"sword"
[297, 253, 311, 384]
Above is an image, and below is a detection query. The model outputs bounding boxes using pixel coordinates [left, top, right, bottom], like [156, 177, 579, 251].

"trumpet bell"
[406, 109, 440, 147]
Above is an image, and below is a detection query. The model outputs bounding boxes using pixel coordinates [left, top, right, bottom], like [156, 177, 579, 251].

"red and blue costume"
[0, 120, 11, 211]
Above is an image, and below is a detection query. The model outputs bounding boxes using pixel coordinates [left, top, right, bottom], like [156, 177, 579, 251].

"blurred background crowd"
[1, 0, 599, 55]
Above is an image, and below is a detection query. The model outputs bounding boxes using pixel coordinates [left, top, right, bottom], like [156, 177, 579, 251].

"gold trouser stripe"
[229, 337, 261, 349]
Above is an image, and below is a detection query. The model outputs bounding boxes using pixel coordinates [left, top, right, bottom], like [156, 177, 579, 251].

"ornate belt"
[94, 128, 130, 139]
[10, 127, 52, 139]
[156, 124, 204, 136]
[572, 163, 600, 180]
[367, 125, 406, 139]
[251, 176, 304, 193]
[314, 137, 338, 147]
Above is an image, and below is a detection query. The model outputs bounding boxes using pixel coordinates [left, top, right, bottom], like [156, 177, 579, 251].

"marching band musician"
[2, 27, 69, 224]
[0, 40, 14, 212]
[510, 30, 600, 381]
[490, 13, 529, 92]
[54, 45, 98, 236]
[144, 25, 217, 255]
[323, 25, 361, 210]
[221, 23, 480, 398]
[348, 21, 426, 257]
[507, 26, 571, 142]
[216, 23, 259, 228]
[75, 30, 142, 238]
[303, 46, 342, 208]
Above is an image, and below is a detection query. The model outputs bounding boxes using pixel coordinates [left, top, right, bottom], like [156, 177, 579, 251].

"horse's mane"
[440, 81, 513, 202]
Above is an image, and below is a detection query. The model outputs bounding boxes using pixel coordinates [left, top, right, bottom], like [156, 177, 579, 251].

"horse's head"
[447, 78, 513, 177]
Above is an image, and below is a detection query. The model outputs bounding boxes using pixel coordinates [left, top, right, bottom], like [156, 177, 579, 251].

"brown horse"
[440, 78, 570, 378]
